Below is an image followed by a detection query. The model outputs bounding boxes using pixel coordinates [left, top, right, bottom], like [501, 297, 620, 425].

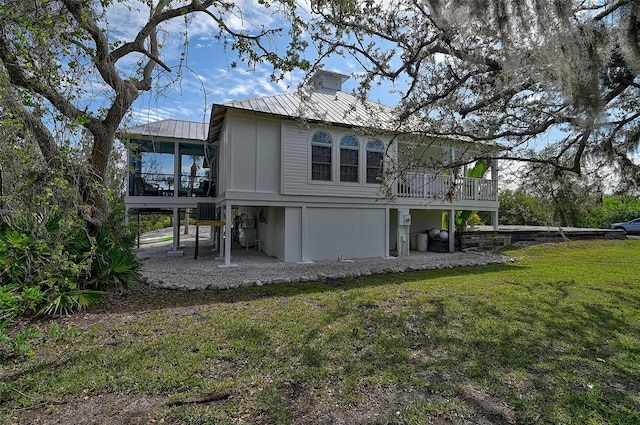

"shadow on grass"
[94, 262, 529, 313]
[5, 259, 640, 424]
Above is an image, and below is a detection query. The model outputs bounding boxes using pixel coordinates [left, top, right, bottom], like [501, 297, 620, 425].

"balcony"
[395, 172, 497, 203]
[131, 173, 217, 198]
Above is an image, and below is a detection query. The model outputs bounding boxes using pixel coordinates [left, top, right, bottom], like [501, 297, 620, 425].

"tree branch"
[2, 89, 59, 165]
[0, 28, 88, 126]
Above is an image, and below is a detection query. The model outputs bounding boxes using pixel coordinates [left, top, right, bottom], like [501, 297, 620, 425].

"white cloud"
[129, 108, 166, 124]
[104, 1, 393, 125]
[205, 67, 296, 101]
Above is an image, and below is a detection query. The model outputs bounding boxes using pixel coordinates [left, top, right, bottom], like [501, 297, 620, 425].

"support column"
[492, 158, 499, 194]
[176, 208, 182, 249]
[168, 207, 184, 256]
[210, 225, 216, 250]
[217, 214, 225, 259]
[136, 212, 140, 249]
[448, 208, 456, 253]
[397, 208, 411, 257]
[492, 157, 499, 231]
[384, 208, 390, 258]
[173, 141, 181, 198]
[300, 206, 309, 262]
[219, 202, 238, 268]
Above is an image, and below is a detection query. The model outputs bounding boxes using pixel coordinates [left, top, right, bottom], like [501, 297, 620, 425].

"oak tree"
[308, 0, 640, 190]
[0, 0, 306, 228]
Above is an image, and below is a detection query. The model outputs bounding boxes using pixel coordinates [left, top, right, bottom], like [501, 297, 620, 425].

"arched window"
[340, 136, 359, 182]
[311, 131, 332, 181]
[366, 139, 384, 183]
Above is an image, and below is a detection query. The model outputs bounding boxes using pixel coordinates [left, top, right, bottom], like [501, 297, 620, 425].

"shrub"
[0, 126, 141, 360]
[0, 210, 141, 359]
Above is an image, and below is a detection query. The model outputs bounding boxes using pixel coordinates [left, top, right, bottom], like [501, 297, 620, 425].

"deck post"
[217, 216, 224, 260]
[473, 178, 478, 201]
[226, 203, 231, 265]
[167, 207, 184, 256]
[449, 208, 456, 253]
[301, 206, 308, 262]
[384, 208, 390, 257]
[219, 202, 238, 268]
[172, 207, 179, 251]
[136, 211, 140, 249]
[492, 158, 499, 202]
[397, 208, 410, 257]
[176, 208, 182, 249]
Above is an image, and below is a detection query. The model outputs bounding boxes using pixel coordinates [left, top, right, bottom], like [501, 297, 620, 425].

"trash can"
[416, 233, 428, 252]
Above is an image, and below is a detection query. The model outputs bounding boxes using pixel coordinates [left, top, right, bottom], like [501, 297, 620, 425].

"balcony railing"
[395, 172, 497, 202]
[131, 173, 216, 197]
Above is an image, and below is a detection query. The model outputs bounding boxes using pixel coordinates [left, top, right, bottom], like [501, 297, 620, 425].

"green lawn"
[2, 239, 639, 424]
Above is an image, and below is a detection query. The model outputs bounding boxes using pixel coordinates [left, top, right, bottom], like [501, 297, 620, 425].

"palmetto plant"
[0, 212, 140, 319]
[40, 289, 106, 317]
[87, 225, 141, 290]
[0, 209, 140, 358]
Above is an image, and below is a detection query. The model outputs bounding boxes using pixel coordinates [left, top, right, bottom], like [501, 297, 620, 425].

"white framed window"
[311, 131, 332, 181]
[366, 139, 384, 183]
[340, 135, 359, 182]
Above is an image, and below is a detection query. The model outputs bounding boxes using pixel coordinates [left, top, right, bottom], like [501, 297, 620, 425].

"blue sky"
[103, 0, 396, 127]
[104, 0, 638, 182]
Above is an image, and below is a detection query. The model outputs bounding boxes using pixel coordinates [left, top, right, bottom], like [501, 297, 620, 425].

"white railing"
[395, 172, 497, 202]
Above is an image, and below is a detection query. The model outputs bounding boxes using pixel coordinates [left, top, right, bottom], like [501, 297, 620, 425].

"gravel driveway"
[137, 226, 513, 290]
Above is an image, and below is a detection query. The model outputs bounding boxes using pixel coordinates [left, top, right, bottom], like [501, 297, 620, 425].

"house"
[123, 70, 499, 266]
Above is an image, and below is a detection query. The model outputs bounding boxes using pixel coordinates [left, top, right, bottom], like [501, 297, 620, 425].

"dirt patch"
[12, 393, 168, 425]
[8, 386, 510, 425]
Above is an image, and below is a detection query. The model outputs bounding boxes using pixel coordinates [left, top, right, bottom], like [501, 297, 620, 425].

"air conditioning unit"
[196, 203, 219, 220]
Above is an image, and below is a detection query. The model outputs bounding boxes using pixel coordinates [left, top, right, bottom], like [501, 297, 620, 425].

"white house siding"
[410, 210, 443, 234]
[256, 207, 275, 257]
[227, 112, 281, 194]
[262, 207, 286, 261]
[304, 207, 386, 261]
[284, 207, 303, 262]
[281, 121, 384, 198]
[254, 206, 302, 262]
[217, 122, 228, 196]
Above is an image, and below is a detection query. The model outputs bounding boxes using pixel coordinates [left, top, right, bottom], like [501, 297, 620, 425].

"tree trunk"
[82, 82, 139, 230]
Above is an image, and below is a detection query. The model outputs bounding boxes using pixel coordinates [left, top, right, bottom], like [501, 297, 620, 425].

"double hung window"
[340, 136, 359, 182]
[366, 139, 384, 183]
[311, 132, 332, 181]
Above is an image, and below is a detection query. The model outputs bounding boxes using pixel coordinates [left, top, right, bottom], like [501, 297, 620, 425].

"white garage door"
[306, 208, 386, 261]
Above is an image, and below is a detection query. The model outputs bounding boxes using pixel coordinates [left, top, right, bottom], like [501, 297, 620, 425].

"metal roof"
[121, 119, 208, 141]
[226, 87, 394, 126]
[208, 87, 396, 143]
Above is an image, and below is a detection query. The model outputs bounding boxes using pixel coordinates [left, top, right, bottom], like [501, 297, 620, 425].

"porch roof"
[120, 119, 208, 142]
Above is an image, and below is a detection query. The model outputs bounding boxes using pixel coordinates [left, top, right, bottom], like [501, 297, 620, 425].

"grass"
[1, 239, 639, 424]
[141, 235, 174, 244]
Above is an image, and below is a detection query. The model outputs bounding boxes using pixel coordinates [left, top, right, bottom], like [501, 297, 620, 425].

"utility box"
[398, 213, 411, 226]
